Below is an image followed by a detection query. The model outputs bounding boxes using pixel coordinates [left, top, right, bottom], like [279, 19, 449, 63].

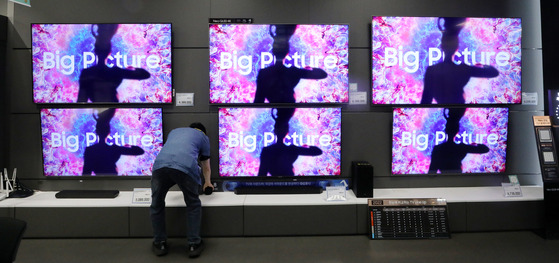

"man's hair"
[189, 122, 207, 134]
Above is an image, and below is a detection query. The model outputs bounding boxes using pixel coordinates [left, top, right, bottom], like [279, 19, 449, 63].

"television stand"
[234, 186, 323, 195]
[55, 190, 120, 199]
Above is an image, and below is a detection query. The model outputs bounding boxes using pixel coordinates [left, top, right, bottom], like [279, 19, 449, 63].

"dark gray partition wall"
[4, 0, 544, 190]
[0, 15, 6, 171]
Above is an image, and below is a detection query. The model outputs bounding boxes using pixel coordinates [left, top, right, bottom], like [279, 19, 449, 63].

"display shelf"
[0, 186, 546, 237]
[360, 186, 544, 203]
[243, 191, 358, 206]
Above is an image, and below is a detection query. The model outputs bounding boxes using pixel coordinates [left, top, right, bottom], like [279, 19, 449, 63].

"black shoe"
[152, 241, 168, 256]
[188, 240, 205, 258]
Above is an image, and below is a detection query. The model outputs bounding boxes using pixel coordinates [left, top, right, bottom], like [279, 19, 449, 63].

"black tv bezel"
[31, 22, 174, 105]
[390, 105, 510, 177]
[39, 107, 164, 178]
[370, 15, 523, 106]
[217, 105, 343, 179]
[208, 23, 350, 105]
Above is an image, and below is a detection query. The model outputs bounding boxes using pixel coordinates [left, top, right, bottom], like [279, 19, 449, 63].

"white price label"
[502, 183, 522, 198]
[132, 188, 152, 204]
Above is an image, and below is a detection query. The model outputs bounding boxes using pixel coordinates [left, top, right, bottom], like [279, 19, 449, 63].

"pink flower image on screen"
[210, 24, 349, 104]
[372, 17, 521, 104]
[392, 107, 508, 175]
[32, 24, 172, 103]
[219, 107, 341, 177]
[40, 108, 163, 176]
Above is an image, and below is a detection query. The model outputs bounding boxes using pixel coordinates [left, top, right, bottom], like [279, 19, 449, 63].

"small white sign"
[508, 175, 520, 185]
[502, 183, 523, 198]
[326, 186, 347, 201]
[349, 92, 367, 105]
[132, 188, 152, 204]
[349, 83, 358, 92]
[10, 0, 31, 7]
[176, 93, 194, 106]
[522, 92, 538, 105]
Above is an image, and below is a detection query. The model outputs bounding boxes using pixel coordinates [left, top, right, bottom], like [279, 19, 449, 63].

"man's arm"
[200, 159, 213, 190]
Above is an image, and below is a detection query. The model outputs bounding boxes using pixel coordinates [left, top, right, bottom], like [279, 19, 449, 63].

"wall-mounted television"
[40, 108, 163, 176]
[392, 107, 509, 175]
[372, 16, 522, 105]
[219, 107, 341, 177]
[32, 23, 172, 104]
[209, 24, 349, 104]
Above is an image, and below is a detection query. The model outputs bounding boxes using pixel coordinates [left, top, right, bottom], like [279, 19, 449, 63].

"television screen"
[209, 24, 349, 104]
[372, 16, 522, 105]
[392, 107, 508, 175]
[40, 108, 163, 176]
[219, 107, 341, 177]
[32, 23, 172, 104]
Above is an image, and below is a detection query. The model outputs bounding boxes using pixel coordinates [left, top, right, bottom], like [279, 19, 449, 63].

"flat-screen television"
[392, 107, 509, 175]
[219, 107, 341, 177]
[372, 16, 522, 105]
[32, 23, 172, 104]
[209, 24, 349, 104]
[40, 108, 163, 176]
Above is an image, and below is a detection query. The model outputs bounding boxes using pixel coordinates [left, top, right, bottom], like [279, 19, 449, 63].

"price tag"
[176, 93, 194, 106]
[349, 92, 367, 105]
[326, 186, 347, 201]
[502, 183, 523, 198]
[522, 92, 538, 105]
[132, 188, 152, 204]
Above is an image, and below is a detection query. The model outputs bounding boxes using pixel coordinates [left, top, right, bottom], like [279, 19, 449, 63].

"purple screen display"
[210, 24, 349, 104]
[219, 107, 341, 177]
[372, 17, 521, 105]
[41, 108, 163, 176]
[32, 23, 172, 104]
[392, 107, 508, 175]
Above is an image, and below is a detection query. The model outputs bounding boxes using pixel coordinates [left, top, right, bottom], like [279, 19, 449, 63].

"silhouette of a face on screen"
[421, 18, 499, 104]
[428, 108, 489, 174]
[82, 108, 145, 175]
[254, 25, 327, 104]
[77, 24, 151, 103]
[257, 108, 322, 177]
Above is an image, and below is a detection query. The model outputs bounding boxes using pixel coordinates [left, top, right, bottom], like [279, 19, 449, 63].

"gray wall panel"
[347, 48, 371, 100]
[210, 0, 310, 25]
[309, 0, 541, 48]
[341, 112, 392, 178]
[166, 49, 210, 113]
[0, 0, 7, 17]
[0, 207, 14, 218]
[510, 49, 544, 112]
[244, 205, 357, 236]
[9, 114, 42, 180]
[16, 207, 128, 238]
[13, 0, 210, 48]
[7, 49, 33, 113]
[507, 111, 543, 179]
[466, 201, 544, 231]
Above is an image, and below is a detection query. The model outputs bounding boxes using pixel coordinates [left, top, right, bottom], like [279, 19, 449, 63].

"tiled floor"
[16, 231, 559, 263]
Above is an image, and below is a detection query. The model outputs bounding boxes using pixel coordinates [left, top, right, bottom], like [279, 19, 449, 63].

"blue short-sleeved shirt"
[152, 127, 210, 185]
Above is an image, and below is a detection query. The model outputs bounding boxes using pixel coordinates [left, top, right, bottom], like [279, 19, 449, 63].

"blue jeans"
[150, 167, 201, 245]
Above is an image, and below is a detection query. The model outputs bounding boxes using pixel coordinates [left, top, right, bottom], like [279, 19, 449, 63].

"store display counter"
[0, 186, 545, 238]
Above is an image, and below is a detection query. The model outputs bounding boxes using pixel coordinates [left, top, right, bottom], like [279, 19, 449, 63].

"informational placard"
[368, 198, 450, 239]
[502, 183, 523, 197]
[132, 188, 152, 204]
[522, 92, 538, 105]
[10, 0, 31, 7]
[176, 93, 194, 106]
[326, 186, 347, 201]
